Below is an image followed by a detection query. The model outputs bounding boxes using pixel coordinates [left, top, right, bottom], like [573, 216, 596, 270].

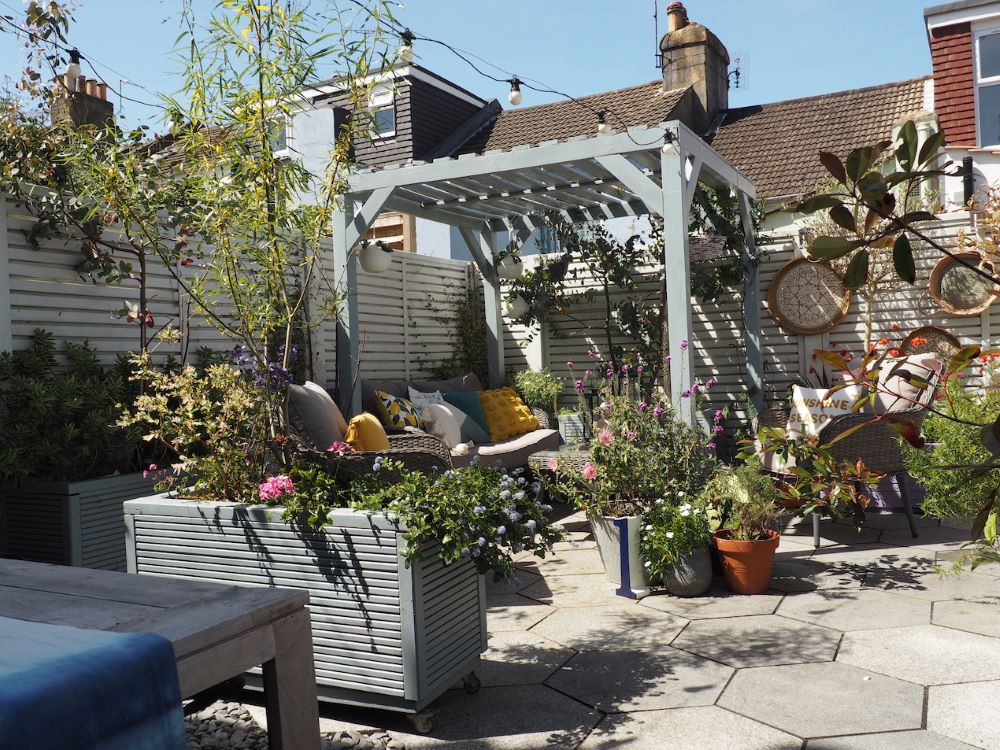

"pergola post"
[661, 150, 696, 426]
[458, 227, 505, 388]
[332, 196, 362, 416]
[738, 191, 764, 413]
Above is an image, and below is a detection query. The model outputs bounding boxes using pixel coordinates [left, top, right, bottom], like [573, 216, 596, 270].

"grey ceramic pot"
[660, 546, 713, 597]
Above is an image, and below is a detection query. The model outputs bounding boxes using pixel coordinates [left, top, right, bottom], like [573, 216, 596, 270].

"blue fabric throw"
[0, 616, 186, 750]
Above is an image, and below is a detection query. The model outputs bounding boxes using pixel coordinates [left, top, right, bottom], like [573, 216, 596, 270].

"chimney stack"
[50, 50, 114, 128]
[659, 2, 730, 133]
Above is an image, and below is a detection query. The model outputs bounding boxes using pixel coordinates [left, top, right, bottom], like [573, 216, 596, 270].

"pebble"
[184, 700, 405, 750]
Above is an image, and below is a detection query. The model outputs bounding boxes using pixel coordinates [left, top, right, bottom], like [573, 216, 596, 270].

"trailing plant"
[512, 368, 563, 415]
[0, 329, 141, 483]
[433, 290, 487, 381]
[639, 494, 712, 579]
[700, 462, 781, 542]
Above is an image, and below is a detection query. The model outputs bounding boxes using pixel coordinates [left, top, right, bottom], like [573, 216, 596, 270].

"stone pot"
[659, 546, 713, 597]
[714, 529, 780, 595]
[557, 413, 585, 445]
[589, 513, 650, 599]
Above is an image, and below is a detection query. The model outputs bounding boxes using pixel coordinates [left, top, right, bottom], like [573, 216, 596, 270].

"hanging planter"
[505, 294, 529, 320]
[358, 242, 393, 274]
[497, 253, 524, 280]
[928, 252, 999, 316]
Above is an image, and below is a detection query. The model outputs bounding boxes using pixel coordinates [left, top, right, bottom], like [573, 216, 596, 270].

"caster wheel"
[462, 673, 481, 694]
[408, 712, 433, 733]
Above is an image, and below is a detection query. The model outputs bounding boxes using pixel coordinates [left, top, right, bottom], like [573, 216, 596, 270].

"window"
[369, 87, 396, 138]
[976, 29, 1000, 145]
[270, 116, 290, 157]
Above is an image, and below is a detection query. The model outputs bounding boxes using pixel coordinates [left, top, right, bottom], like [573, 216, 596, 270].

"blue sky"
[0, 0, 933, 130]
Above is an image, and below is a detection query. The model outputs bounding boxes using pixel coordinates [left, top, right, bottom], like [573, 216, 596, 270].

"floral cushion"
[375, 391, 421, 429]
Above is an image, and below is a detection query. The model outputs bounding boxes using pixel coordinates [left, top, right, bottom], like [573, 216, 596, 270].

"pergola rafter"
[333, 120, 760, 425]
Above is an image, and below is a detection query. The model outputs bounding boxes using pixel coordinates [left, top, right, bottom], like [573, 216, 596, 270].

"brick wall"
[931, 22, 976, 146]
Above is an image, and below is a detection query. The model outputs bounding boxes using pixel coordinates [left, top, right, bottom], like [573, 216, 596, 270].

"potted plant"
[557, 407, 586, 445]
[512, 368, 563, 422]
[640, 493, 713, 596]
[702, 463, 782, 595]
[0, 329, 153, 570]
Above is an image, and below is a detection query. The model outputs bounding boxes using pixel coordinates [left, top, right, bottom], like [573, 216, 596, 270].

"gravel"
[185, 701, 405, 750]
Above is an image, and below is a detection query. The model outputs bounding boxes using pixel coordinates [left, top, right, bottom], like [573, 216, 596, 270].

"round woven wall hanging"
[900, 325, 962, 360]
[767, 257, 852, 335]
[928, 252, 999, 317]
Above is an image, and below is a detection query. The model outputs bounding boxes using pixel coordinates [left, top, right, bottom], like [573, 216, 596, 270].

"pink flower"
[575, 379, 584, 393]
[680, 339, 689, 350]
[582, 462, 598, 481]
[713, 425, 724, 434]
[259, 475, 295, 502]
[598, 429, 614, 447]
[705, 377, 717, 389]
[566, 360, 574, 368]
[606, 368, 614, 376]
[546, 457, 559, 471]
[585, 369, 593, 377]
[637, 365, 645, 374]
[714, 409, 724, 421]
[143, 463, 158, 479]
[626, 431, 637, 441]
[707, 442, 717, 451]
[653, 406, 664, 418]
[622, 364, 629, 373]
[638, 401, 649, 412]
[681, 388, 691, 398]
[327, 440, 352, 456]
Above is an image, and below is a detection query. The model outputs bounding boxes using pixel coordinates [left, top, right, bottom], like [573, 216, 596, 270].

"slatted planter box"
[124, 494, 486, 714]
[0, 473, 154, 571]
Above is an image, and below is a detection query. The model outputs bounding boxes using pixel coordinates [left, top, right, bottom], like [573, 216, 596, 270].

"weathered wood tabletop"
[0, 558, 321, 750]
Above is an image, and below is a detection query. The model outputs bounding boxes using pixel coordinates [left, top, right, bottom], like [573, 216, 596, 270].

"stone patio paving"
[206, 508, 1000, 749]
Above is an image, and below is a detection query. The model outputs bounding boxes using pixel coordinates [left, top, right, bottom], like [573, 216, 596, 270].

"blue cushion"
[443, 391, 489, 437]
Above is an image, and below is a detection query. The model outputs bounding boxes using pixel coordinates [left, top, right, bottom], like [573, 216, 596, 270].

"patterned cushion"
[375, 391, 421, 429]
[407, 387, 446, 409]
[478, 387, 541, 442]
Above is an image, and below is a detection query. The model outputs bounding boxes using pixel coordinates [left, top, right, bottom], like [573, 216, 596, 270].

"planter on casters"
[713, 529, 780, 595]
[124, 494, 485, 724]
[0, 473, 154, 571]
[589, 513, 650, 599]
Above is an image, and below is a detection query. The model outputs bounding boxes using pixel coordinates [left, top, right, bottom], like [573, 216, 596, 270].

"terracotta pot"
[713, 529, 780, 595]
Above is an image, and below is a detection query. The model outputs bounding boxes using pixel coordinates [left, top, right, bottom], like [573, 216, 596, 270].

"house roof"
[455, 80, 689, 155]
[710, 77, 931, 200]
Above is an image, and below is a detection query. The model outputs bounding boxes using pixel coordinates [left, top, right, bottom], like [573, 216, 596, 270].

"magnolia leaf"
[857, 172, 888, 200]
[886, 417, 925, 449]
[814, 349, 850, 372]
[948, 345, 982, 376]
[843, 249, 870, 290]
[846, 146, 873, 181]
[794, 195, 843, 214]
[829, 204, 857, 232]
[901, 210, 937, 224]
[971, 495, 997, 540]
[825, 421, 869, 447]
[808, 236, 860, 260]
[918, 129, 945, 167]
[897, 120, 919, 171]
[893, 234, 916, 284]
[819, 151, 847, 185]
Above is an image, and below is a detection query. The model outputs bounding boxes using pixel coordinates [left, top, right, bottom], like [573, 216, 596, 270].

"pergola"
[332, 120, 760, 426]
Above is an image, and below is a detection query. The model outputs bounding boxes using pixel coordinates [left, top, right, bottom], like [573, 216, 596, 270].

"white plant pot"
[505, 294, 529, 319]
[497, 254, 524, 280]
[589, 513, 650, 600]
[359, 243, 393, 274]
[557, 413, 586, 445]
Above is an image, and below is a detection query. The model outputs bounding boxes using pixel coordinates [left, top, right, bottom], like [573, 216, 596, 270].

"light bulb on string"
[597, 110, 609, 135]
[398, 29, 415, 64]
[508, 76, 523, 106]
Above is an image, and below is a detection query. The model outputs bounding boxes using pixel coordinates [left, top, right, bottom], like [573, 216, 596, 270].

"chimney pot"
[667, 2, 688, 32]
[85, 79, 98, 97]
[96, 82, 107, 100]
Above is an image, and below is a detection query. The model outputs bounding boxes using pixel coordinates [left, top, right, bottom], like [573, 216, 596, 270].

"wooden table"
[0, 559, 321, 750]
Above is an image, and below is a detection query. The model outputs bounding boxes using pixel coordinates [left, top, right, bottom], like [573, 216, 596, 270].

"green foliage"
[0, 329, 141, 483]
[639, 495, 712, 578]
[120, 356, 272, 502]
[512, 369, 563, 414]
[434, 291, 487, 381]
[700, 462, 781, 542]
[344, 460, 564, 578]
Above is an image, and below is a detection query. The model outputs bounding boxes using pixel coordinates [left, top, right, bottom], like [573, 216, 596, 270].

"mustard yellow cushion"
[345, 413, 390, 452]
[478, 387, 541, 442]
[375, 390, 421, 429]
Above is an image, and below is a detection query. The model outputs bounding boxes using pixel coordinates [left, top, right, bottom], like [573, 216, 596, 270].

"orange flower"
[891, 323, 901, 331]
[889, 348, 902, 357]
[877, 338, 890, 346]
[910, 337, 929, 346]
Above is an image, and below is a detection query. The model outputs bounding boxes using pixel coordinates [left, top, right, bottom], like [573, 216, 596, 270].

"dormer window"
[370, 86, 395, 138]
[976, 28, 1000, 145]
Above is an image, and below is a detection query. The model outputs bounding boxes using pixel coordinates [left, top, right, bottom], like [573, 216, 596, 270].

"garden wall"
[0, 195, 474, 390]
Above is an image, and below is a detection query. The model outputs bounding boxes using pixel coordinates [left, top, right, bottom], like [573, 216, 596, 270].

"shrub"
[701, 462, 782, 542]
[512, 369, 563, 415]
[640, 494, 712, 579]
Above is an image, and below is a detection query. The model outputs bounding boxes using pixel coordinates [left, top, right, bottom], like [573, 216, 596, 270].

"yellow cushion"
[478, 387, 541, 442]
[375, 391, 421, 429]
[344, 413, 390, 452]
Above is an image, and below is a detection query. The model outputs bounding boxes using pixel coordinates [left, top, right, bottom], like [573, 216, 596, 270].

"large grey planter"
[124, 494, 486, 714]
[0, 473, 154, 571]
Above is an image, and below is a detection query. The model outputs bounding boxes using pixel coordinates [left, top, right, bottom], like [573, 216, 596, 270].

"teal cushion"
[447, 402, 489, 444]
[443, 391, 489, 438]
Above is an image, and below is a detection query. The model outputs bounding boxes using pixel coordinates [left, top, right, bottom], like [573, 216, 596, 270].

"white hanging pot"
[359, 242, 393, 274]
[505, 294, 530, 319]
[497, 253, 524, 280]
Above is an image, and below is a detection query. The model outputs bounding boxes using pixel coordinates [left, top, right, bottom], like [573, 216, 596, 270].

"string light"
[662, 129, 677, 155]
[596, 110, 609, 135]
[398, 28, 415, 64]
[507, 76, 522, 106]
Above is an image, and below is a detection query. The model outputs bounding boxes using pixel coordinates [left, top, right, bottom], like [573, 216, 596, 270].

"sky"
[0, 0, 934, 131]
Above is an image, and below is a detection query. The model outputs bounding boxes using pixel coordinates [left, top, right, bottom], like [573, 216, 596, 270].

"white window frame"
[974, 21, 1000, 146]
[271, 113, 292, 159]
[369, 86, 396, 139]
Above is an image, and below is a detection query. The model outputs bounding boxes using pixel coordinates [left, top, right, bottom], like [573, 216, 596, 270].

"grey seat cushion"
[360, 373, 482, 417]
[361, 378, 408, 416]
[288, 381, 349, 451]
[451, 428, 561, 470]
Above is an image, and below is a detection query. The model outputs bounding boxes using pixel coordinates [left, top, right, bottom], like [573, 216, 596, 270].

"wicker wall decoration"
[767, 257, 852, 335]
[900, 325, 962, 360]
[928, 252, 999, 316]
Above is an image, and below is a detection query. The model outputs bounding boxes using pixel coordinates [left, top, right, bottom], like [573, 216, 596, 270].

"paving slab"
[718, 662, 923, 738]
[862, 567, 1000, 602]
[780, 518, 882, 547]
[485, 594, 554, 632]
[806, 730, 976, 749]
[520, 573, 624, 608]
[769, 557, 866, 593]
[779, 589, 932, 631]
[927, 680, 1000, 750]
[838, 624, 1000, 684]
[933, 598, 1000, 637]
[582, 706, 801, 749]
[672, 614, 840, 667]
[853, 512, 942, 531]
[394, 685, 601, 749]
[531, 602, 687, 651]
[485, 570, 542, 597]
[809, 544, 936, 571]
[936, 548, 1000, 575]
[880, 525, 980, 551]
[640, 583, 784, 619]
[516, 547, 606, 577]
[546, 645, 733, 712]
[476, 630, 574, 687]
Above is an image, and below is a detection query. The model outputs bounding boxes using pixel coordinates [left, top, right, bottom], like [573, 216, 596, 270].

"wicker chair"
[291, 429, 453, 482]
[756, 405, 926, 543]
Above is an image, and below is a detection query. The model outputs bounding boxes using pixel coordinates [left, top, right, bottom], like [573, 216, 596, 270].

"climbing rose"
[598, 430, 614, 447]
[546, 457, 559, 471]
[581, 462, 598, 481]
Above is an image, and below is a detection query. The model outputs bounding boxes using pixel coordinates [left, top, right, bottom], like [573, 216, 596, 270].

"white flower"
[693, 508, 702, 515]
[644, 524, 653, 532]
[679, 503, 691, 512]
[680, 510, 690, 517]
[666, 531, 674, 539]
[677, 491, 685, 497]
[643, 560, 652, 568]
